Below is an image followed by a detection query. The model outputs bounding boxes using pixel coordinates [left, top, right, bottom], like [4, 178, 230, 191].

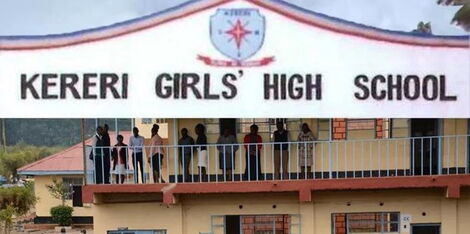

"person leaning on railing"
[243, 124, 263, 181]
[148, 124, 166, 183]
[297, 123, 316, 179]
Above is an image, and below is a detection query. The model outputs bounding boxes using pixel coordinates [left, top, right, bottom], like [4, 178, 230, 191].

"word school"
[19, 72, 457, 102]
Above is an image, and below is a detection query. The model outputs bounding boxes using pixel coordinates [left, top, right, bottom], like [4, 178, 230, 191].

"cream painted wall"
[34, 175, 91, 217]
[91, 189, 470, 234]
[92, 203, 183, 234]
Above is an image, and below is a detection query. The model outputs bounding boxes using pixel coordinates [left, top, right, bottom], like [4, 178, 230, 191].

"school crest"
[198, 8, 274, 67]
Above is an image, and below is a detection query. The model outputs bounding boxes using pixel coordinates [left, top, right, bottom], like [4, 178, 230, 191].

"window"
[391, 119, 409, 138]
[317, 119, 330, 140]
[333, 212, 400, 234]
[108, 230, 166, 234]
[141, 118, 153, 124]
[204, 118, 220, 135]
[223, 215, 294, 234]
[239, 118, 274, 133]
[62, 177, 83, 200]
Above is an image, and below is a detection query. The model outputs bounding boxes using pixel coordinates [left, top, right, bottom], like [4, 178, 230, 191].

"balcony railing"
[85, 135, 470, 185]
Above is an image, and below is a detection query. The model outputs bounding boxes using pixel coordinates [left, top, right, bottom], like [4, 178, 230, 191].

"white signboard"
[0, 0, 468, 118]
[401, 214, 412, 234]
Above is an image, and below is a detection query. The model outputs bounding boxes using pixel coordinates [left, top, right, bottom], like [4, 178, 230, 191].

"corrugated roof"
[18, 131, 132, 176]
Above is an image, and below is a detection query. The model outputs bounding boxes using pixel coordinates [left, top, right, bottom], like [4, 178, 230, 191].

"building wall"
[91, 189, 470, 234]
[34, 175, 91, 217]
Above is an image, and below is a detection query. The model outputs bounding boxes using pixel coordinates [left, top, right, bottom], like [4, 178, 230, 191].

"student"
[112, 135, 128, 184]
[178, 128, 195, 182]
[195, 124, 208, 181]
[148, 124, 165, 183]
[243, 124, 263, 181]
[129, 127, 145, 184]
[273, 121, 289, 180]
[217, 128, 238, 181]
[90, 126, 108, 184]
[297, 123, 316, 179]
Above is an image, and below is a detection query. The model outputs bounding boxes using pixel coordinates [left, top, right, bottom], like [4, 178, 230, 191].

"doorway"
[411, 223, 440, 234]
[219, 119, 237, 136]
[410, 119, 439, 175]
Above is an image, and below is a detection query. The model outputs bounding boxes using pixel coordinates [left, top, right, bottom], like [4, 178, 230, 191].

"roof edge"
[18, 170, 84, 176]
[0, 0, 468, 50]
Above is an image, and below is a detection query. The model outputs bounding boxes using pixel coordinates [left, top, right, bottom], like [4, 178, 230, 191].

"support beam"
[446, 184, 461, 198]
[299, 189, 312, 202]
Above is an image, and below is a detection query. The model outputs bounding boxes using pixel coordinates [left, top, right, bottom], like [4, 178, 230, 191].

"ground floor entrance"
[411, 223, 440, 234]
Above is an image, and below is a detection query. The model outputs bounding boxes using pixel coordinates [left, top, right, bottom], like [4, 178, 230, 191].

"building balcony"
[82, 135, 470, 205]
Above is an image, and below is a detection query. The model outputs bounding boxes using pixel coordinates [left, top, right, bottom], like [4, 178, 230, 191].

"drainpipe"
[115, 118, 119, 139]
[173, 118, 179, 183]
[81, 119, 88, 185]
[438, 119, 443, 175]
[328, 118, 333, 178]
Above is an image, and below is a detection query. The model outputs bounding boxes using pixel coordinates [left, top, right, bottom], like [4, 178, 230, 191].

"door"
[410, 119, 439, 175]
[411, 224, 440, 234]
[219, 119, 237, 137]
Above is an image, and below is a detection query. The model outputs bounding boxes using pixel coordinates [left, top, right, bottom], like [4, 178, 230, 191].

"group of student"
[90, 122, 317, 184]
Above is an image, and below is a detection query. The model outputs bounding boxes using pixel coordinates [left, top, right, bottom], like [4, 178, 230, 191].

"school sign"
[0, 0, 469, 118]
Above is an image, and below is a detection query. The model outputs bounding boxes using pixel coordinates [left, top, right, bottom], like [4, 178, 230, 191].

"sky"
[0, 0, 467, 36]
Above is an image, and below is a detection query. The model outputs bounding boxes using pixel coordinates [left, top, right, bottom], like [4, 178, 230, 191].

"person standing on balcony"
[243, 124, 263, 181]
[148, 124, 165, 183]
[102, 124, 111, 184]
[297, 123, 316, 179]
[129, 127, 145, 184]
[178, 128, 195, 182]
[112, 134, 128, 184]
[274, 121, 289, 180]
[195, 124, 208, 182]
[217, 128, 238, 181]
[90, 126, 106, 184]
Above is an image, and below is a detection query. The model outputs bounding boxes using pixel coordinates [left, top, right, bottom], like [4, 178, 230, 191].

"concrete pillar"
[441, 198, 458, 234]
[299, 201, 315, 234]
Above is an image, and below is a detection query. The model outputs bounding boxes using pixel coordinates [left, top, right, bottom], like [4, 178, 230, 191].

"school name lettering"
[20, 72, 457, 102]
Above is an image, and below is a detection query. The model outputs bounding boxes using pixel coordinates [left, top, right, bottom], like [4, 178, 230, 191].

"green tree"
[438, 0, 470, 31]
[0, 145, 63, 183]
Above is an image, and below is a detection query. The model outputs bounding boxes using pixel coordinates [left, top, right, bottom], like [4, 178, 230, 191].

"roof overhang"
[18, 170, 83, 176]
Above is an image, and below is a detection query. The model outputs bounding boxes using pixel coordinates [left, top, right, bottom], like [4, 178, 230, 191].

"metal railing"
[85, 135, 470, 184]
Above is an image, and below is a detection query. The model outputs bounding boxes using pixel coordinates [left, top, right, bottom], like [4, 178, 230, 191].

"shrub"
[0, 206, 15, 234]
[50, 205, 73, 226]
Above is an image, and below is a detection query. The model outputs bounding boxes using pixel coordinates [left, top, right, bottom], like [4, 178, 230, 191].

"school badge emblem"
[198, 8, 274, 67]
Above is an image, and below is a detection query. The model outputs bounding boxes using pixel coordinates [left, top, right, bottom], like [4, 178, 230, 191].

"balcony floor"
[83, 174, 470, 205]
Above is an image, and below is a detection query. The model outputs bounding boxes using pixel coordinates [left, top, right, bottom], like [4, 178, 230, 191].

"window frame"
[332, 212, 401, 234]
[61, 177, 83, 200]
